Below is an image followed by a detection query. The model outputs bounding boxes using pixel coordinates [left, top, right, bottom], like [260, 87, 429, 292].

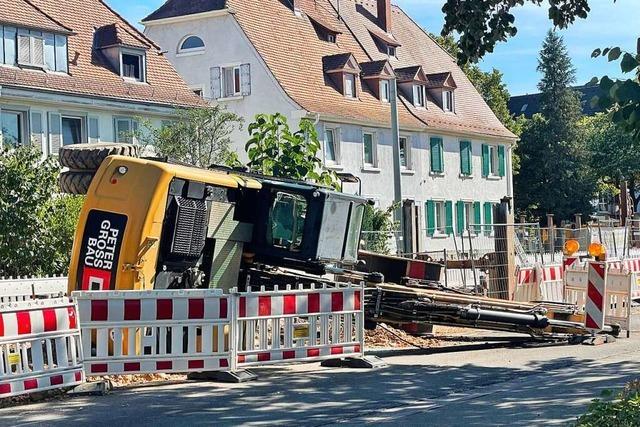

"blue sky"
[112, 0, 639, 96]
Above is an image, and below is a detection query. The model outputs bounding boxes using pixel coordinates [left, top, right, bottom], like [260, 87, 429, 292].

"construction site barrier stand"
[234, 283, 364, 367]
[71, 283, 367, 378]
[0, 297, 84, 398]
[564, 261, 634, 336]
[73, 289, 234, 376]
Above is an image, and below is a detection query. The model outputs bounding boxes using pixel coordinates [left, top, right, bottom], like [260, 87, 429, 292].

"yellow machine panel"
[67, 156, 260, 294]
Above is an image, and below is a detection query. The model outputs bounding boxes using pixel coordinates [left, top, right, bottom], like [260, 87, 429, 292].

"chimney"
[377, 0, 392, 33]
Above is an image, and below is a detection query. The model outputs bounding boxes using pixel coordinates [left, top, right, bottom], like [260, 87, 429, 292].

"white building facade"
[0, 0, 203, 156]
[143, 0, 516, 253]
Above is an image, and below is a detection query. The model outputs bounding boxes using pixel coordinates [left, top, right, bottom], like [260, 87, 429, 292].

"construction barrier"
[235, 283, 364, 367]
[514, 267, 539, 302]
[564, 265, 633, 334]
[0, 297, 84, 398]
[537, 264, 564, 302]
[0, 276, 67, 303]
[74, 289, 233, 376]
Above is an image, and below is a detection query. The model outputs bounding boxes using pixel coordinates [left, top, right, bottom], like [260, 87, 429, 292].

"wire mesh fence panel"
[589, 225, 628, 258]
[360, 231, 400, 255]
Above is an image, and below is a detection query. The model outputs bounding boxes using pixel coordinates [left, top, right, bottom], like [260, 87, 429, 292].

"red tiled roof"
[0, 0, 204, 108]
[0, 0, 72, 34]
[145, 0, 513, 138]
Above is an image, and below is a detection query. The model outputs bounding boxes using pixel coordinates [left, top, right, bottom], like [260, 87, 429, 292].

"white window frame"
[413, 84, 426, 108]
[344, 73, 357, 99]
[380, 79, 390, 103]
[443, 90, 454, 112]
[399, 135, 412, 170]
[362, 131, 377, 168]
[387, 45, 397, 58]
[60, 114, 86, 146]
[120, 49, 146, 83]
[327, 33, 336, 43]
[489, 145, 499, 177]
[221, 65, 242, 98]
[434, 200, 446, 235]
[324, 126, 341, 167]
[113, 117, 138, 144]
[462, 201, 474, 234]
[177, 35, 205, 56]
[0, 108, 28, 147]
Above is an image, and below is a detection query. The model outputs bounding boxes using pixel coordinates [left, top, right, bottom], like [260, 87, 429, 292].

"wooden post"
[620, 179, 629, 226]
[575, 213, 582, 230]
[493, 197, 516, 300]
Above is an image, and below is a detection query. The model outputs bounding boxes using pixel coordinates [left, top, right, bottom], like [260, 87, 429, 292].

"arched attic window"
[178, 35, 205, 53]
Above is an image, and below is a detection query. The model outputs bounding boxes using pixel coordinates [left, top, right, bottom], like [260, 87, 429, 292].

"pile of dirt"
[89, 373, 187, 387]
[365, 324, 440, 349]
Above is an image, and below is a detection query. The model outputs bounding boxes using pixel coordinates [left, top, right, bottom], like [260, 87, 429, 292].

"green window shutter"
[430, 137, 443, 173]
[456, 201, 465, 234]
[445, 200, 453, 235]
[426, 200, 435, 236]
[498, 145, 506, 177]
[481, 144, 490, 177]
[460, 140, 471, 175]
[484, 202, 493, 235]
[473, 201, 481, 234]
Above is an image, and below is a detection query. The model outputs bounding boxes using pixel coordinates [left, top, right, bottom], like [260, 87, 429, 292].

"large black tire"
[59, 170, 95, 195]
[59, 143, 139, 170]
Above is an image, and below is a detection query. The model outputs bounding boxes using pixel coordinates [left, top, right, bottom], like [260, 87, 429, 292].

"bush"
[0, 146, 83, 277]
[361, 204, 396, 254]
[576, 380, 640, 426]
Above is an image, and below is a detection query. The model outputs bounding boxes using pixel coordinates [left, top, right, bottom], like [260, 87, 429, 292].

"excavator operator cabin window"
[268, 192, 307, 252]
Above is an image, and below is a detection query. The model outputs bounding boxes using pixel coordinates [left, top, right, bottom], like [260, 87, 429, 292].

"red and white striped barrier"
[235, 283, 364, 367]
[564, 263, 634, 334]
[513, 267, 539, 302]
[538, 264, 564, 302]
[74, 290, 232, 376]
[0, 297, 84, 398]
[585, 262, 607, 332]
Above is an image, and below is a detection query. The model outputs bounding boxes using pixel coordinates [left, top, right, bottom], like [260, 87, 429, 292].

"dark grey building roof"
[142, 0, 226, 22]
[508, 84, 604, 118]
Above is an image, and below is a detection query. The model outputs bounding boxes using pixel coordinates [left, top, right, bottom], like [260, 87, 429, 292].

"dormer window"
[323, 53, 362, 98]
[413, 84, 426, 107]
[360, 60, 395, 102]
[308, 14, 341, 44]
[369, 29, 401, 58]
[425, 72, 458, 112]
[395, 65, 429, 108]
[121, 50, 145, 82]
[94, 23, 150, 83]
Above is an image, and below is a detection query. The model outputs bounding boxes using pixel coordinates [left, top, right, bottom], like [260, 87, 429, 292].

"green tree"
[0, 146, 83, 277]
[591, 46, 640, 141]
[361, 204, 396, 254]
[245, 113, 338, 188]
[440, 0, 593, 64]
[581, 113, 640, 209]
[514, 30, 596, 222]
[137, 106, 243, 168]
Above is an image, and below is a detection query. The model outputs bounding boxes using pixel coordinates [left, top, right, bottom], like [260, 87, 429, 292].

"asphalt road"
[2, 334, 639, 426]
